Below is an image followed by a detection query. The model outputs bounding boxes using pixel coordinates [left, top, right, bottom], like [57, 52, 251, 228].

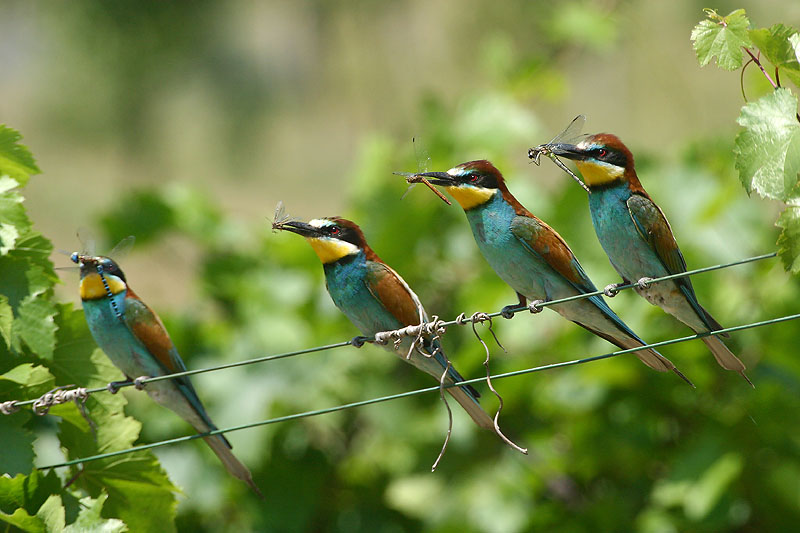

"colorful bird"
[274, 216, 504, 434]
[71, 252, 262, 496]
[546, 134, 750, 384]
[414, 160, 692, 385]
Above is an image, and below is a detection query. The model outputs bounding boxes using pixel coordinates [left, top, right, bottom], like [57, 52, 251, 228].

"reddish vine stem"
[743, 48, 778, 88]
[742, 47, 800, 123]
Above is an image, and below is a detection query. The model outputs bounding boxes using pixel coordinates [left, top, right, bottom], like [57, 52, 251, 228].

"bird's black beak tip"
[547, 143, 586, 161]
[416, 171, 454, 186]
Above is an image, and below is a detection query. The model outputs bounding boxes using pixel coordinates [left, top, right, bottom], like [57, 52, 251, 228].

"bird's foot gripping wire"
[500, 305, 516, 319]
[636, 277, 654, 290]
[603, 283, 621, 297]
[107, 380, 128, 394]
[133, 376, 150, 390]
[350, 336, 373, 348]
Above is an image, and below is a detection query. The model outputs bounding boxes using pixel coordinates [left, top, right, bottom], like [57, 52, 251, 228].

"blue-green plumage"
[73, 254, 260, 494]
[548, 132, 750, 383]
[417, 160, 691, 383]
[587, 182, 662, 280]
[82, 292, 220, 439]
[324, 252, 474, 395]
[277, 216, 499, 432]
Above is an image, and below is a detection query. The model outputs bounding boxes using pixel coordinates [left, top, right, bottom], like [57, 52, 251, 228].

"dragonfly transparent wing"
[76, 227, 97, 256]
[528, 114, 587, 164]
[400, 136, 431, 200]
[108, 235, 136, 261]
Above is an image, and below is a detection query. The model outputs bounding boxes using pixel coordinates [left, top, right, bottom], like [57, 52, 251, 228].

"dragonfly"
[528, 115, 590, 193]
[271, 200, 298, 232]
[393, 137, 451, 206]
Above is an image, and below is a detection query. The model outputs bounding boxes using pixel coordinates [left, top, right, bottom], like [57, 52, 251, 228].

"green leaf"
[734, 88, 800, 200]
[64, 493, 127, 533]
[36, 494, 66, 532]
[14, 297, 58, 360]
[0, 507, 45, 533]
[0, 364, 56, 475]
[691, 9, 752, 71]
[0, 470, 62, 516]
[750, 24, 800, 88]
[0, 415, 37, 475]
[777, 204, 800, 272]
[0, 295, 13, 349]
[0, 125, 40, 188]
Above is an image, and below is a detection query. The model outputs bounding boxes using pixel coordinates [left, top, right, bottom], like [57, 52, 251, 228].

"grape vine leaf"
[0, 125, 40, 188]
[691, 9, 752, 71]
[749, 24, 800, 88]
[734, 88, 800, 201]
[777, 204, 800, 273]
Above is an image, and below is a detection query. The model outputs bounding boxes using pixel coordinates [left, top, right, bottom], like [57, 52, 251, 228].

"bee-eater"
[415, 160, 692, 385]
[546, 134, 750, 384]
[71, 252, 261, 496]
[274, 216, 503, 434]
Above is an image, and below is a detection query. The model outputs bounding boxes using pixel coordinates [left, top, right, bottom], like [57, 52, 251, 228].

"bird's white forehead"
[447, 167, 461, 177]
[309, 218, 334, 229]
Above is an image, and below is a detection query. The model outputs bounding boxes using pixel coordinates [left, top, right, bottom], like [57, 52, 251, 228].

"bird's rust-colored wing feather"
[364, 260, 426, 327]
[123, 289, 186, 375]
[510, 214, 595, 292]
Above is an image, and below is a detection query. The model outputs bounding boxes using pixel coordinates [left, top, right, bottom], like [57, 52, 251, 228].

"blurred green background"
[3, 0, 800, 531]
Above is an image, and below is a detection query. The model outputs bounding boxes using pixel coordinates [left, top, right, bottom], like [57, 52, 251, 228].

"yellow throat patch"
[446, 185, 495, 210]
[307, 237, 359, 264]
[80, 272, 127, 300]
[575, 160, 624, 186]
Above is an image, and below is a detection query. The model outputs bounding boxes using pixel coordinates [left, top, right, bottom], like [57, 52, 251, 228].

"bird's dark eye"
[597, 149, 607, 158]
[329, 227, 340, 236]
[469, 174, 480, 183]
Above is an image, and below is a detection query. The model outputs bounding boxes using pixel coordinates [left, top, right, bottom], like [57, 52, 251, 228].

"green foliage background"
[2, 2, 800, 532]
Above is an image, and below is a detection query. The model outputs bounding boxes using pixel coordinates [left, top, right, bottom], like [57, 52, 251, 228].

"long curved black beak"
[546, 143, 589, 162]
[416, 171, 455, 186]
[277, 220, 323, 238]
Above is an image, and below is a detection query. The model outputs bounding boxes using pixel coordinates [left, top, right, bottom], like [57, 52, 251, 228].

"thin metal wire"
[37, 310, 800, 471]
[3, 251, 778, 412]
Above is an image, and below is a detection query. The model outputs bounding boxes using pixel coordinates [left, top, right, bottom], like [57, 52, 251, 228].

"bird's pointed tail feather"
[700, 335, 753, 387]
[204, 434, 263, 498]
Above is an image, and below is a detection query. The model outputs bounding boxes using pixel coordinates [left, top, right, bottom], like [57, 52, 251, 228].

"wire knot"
[603, 283, 620, 297]
[0, 400, 20, 415]
[470, 312, 492, 324]
[32, 386, 89, 416]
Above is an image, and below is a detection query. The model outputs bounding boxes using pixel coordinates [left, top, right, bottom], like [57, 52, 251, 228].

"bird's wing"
[510, 215, 599, 294]
[626, 194, 724, 331]
[363, 260, 479, 395]
[510, 215, 641, 337]
[364, 260, 427, 327]
[123, 293, 225, 434]
[123, 294, 187, 375]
